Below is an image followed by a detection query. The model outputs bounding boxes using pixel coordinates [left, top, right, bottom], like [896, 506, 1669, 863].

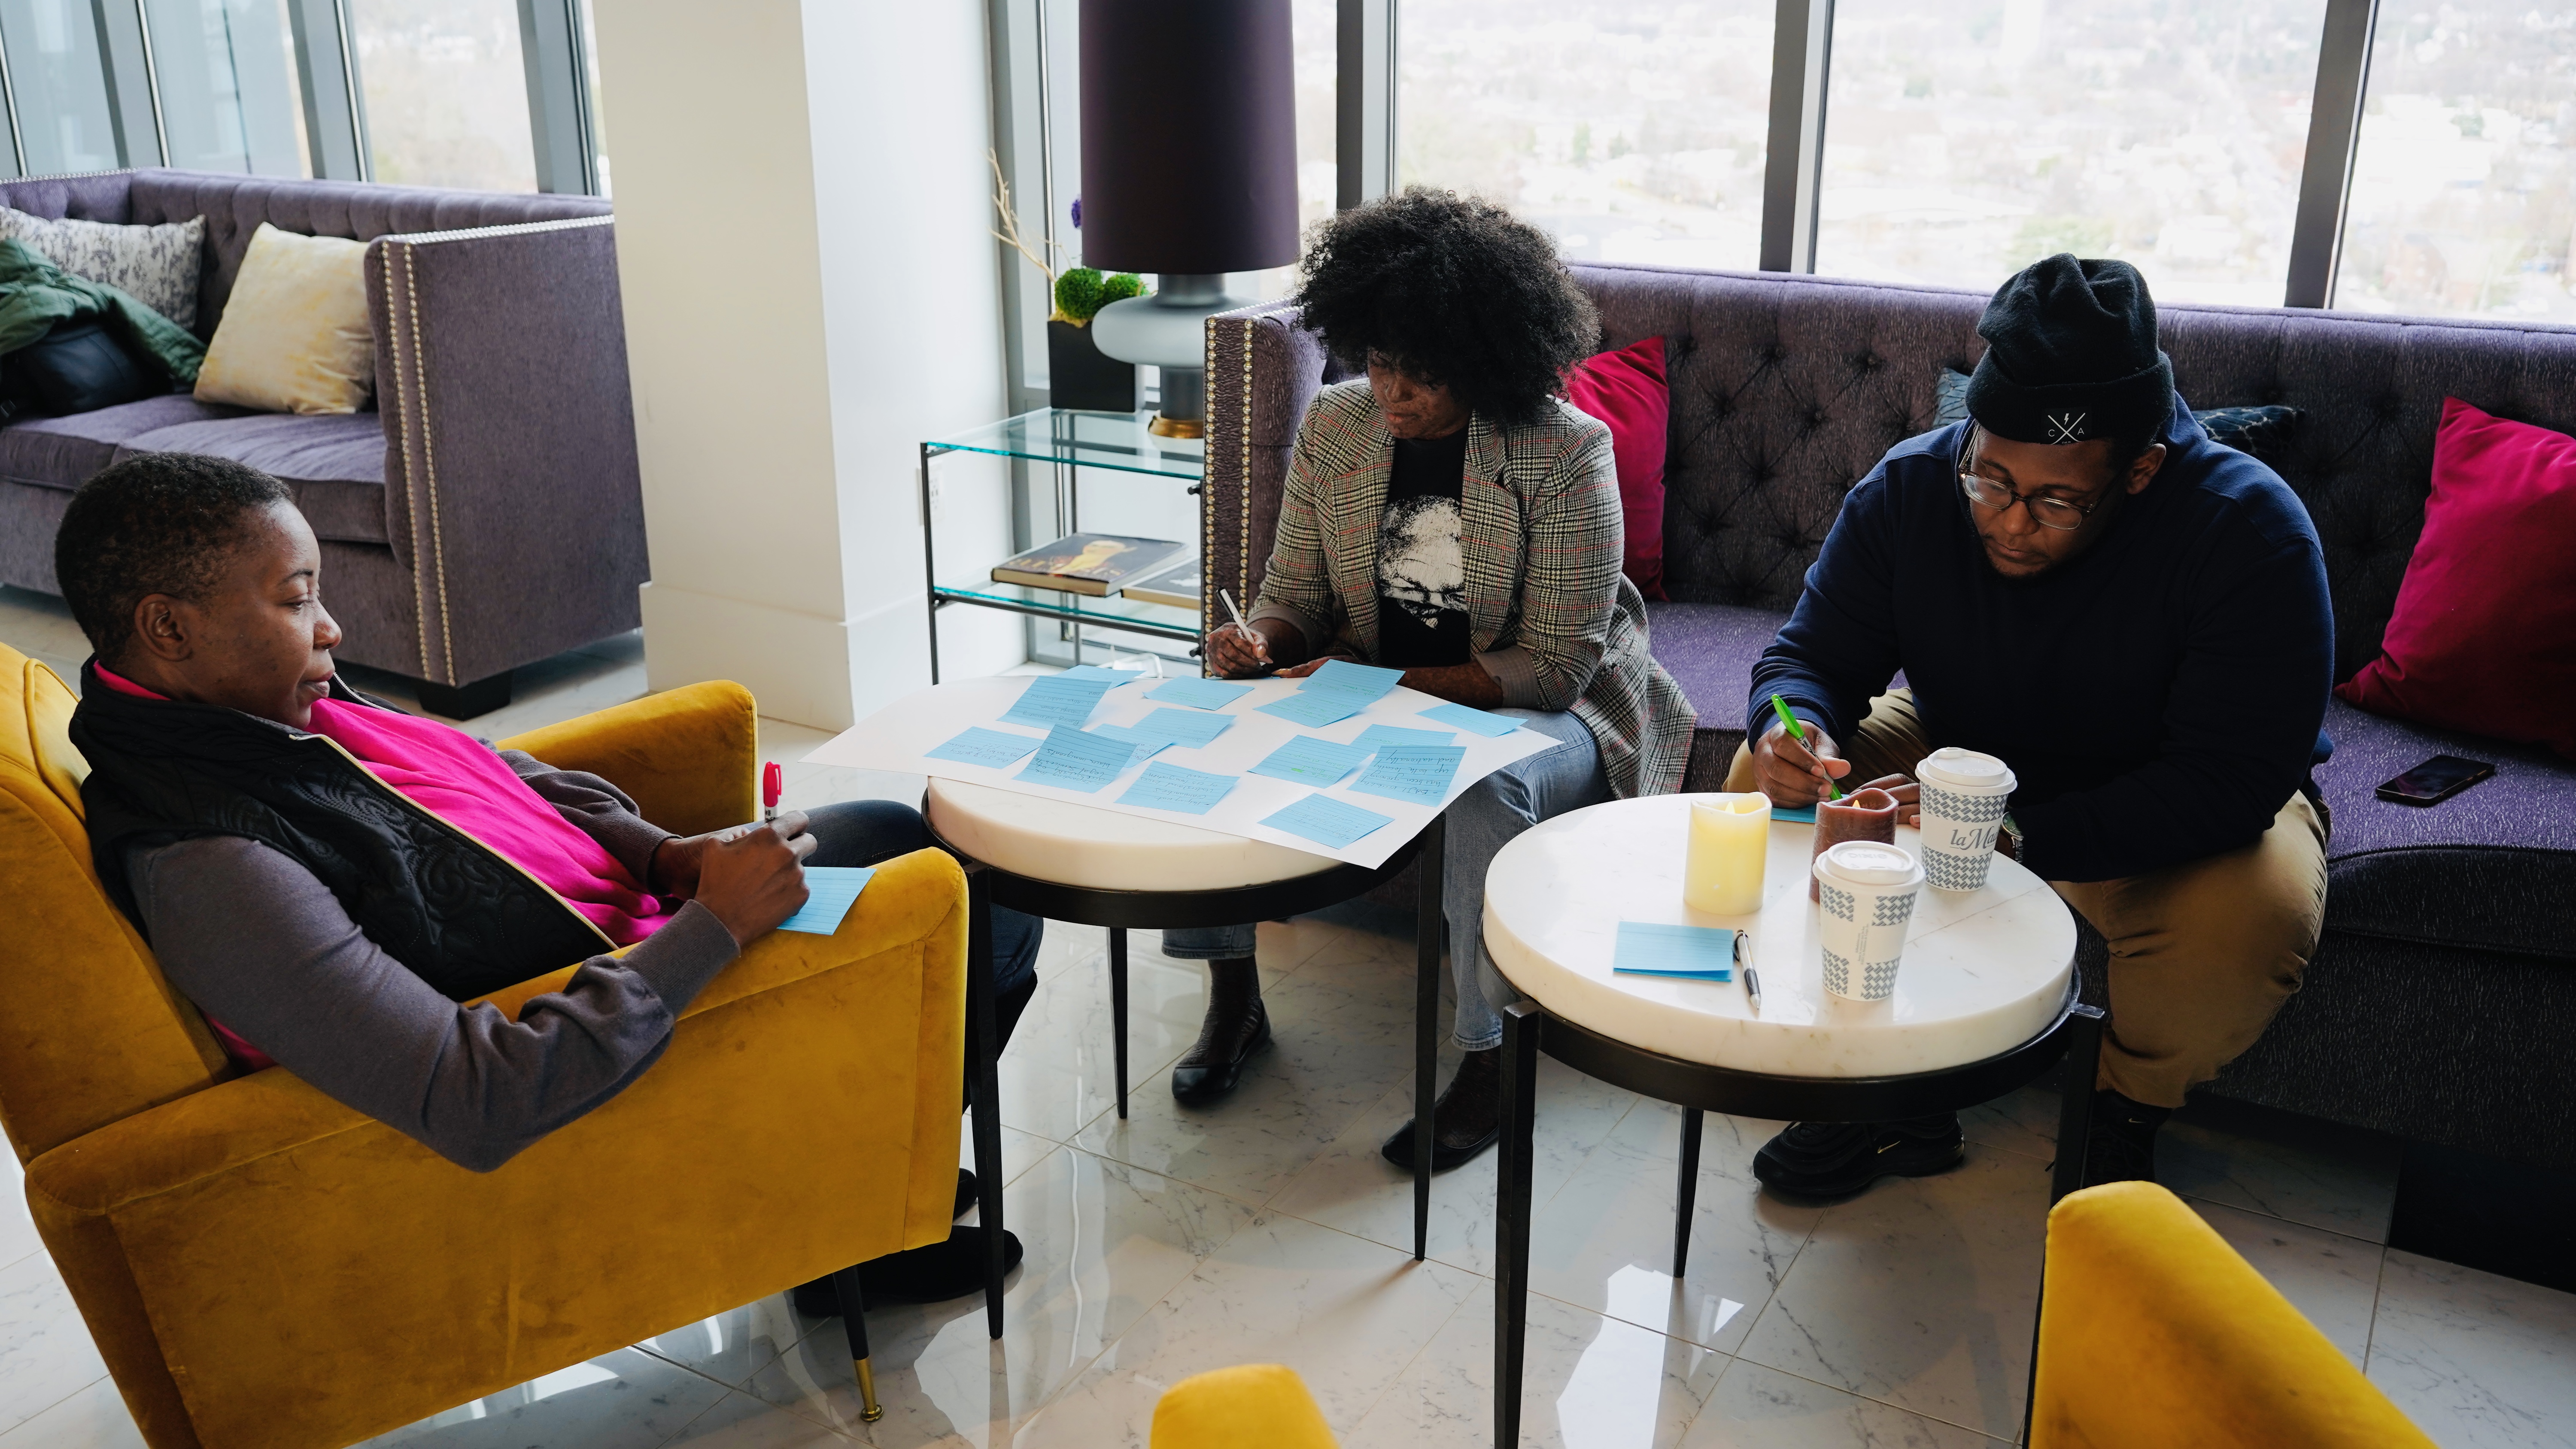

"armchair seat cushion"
[0, 393, 243, 489]
[115, 411, 388, 545]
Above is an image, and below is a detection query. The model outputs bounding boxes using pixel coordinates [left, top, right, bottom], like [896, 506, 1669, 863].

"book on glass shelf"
[988, 533, 1185, 597]
[1118, 557, 1201, 611]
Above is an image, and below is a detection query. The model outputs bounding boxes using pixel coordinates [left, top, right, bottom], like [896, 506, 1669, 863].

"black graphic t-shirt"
[1375, 427, 1471, 669]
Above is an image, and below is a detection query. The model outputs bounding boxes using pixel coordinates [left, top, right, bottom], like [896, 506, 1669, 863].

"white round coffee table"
[1479, 795, 2101, 1449]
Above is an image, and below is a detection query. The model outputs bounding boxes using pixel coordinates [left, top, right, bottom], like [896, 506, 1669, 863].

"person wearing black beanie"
[1732, 254, 2335, 1197]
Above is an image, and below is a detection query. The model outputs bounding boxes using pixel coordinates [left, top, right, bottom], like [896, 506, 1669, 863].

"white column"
[592, 0, 1019, 731]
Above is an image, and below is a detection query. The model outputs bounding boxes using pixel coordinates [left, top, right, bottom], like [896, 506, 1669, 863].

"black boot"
[791, 1224, 1026, 1316]
[2080, 1090, 2172, 1187]
[789, 1169, 993, 1316]
[1752, 1114, 1965, 1198]
[1381, 1046, 1503, 1171]
[1171, 958, 1270, 1103]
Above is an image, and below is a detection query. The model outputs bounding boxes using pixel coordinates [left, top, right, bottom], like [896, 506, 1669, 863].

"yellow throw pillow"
[194, 223, 374, 415]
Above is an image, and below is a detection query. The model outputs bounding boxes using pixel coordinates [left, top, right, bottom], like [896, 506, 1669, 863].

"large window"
[2334, 1, 2576, 319]
[1816, 0, 2328, 304]
[347, 0, 539, 191]
[0, 0, 118, 174]
[142, 0, 309, 175]
[1397, 0, 1775, 268]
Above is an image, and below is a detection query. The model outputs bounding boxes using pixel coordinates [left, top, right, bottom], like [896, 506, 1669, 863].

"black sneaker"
[1753, 1114, 1966, 1198]
[2079, 1091, 2171, 1188]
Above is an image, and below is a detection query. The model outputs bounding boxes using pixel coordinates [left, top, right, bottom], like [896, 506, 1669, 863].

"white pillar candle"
[1684, 793, 1771, 915]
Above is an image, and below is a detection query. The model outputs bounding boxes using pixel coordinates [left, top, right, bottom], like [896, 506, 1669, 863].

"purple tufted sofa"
[1204, 265, 2576, 1173]
[0, 168, 644, 717]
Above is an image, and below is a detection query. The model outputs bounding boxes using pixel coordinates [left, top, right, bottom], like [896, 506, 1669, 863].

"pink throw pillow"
[2336, 397, 2576, 758]
[1563, 335, 1671, 600]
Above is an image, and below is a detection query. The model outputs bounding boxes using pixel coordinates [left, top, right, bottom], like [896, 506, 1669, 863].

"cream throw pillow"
[195, 223, 374, 415]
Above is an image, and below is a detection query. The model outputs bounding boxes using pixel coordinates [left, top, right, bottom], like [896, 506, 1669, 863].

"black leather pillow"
[6, 317, 163, 417]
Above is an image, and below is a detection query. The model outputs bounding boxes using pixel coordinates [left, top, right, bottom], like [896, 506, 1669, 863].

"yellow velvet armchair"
[2032, 1181, 2436, 1448]
[0, 642, 969, 1449]
[1152, 1365, 1338, 1449]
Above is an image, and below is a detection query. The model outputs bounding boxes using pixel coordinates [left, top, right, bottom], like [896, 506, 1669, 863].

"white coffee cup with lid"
[1915, 747, 2018, 893]
[1813, 840, 1925, 1002]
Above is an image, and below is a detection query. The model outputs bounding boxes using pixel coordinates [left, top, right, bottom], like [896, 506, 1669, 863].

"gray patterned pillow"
[0, 208, 204, 329]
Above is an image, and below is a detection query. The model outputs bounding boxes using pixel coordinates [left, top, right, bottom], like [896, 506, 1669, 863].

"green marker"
[1769, 693, 1842, 801]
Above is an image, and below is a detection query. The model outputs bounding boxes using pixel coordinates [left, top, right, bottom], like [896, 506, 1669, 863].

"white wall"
[592, 0, 1019, 731]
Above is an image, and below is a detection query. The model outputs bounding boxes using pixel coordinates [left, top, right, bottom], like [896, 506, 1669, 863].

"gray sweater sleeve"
[128, 834, 741, 1172]
[496, 748, 677, 888]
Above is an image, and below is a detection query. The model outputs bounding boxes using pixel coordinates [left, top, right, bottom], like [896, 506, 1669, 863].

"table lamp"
[1080, 0, 1299, 438]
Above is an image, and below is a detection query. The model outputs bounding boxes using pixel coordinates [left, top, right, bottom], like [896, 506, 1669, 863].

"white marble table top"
[926, 778, 1344, 893]
[1483, 795, 2076, 1077]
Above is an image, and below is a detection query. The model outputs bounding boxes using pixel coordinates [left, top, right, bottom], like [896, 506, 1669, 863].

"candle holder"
[1683, 793, 1771, 915]
[1809, 786, 1900, 900]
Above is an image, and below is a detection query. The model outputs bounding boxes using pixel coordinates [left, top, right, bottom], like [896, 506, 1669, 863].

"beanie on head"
[1963, 254, 2174, 448]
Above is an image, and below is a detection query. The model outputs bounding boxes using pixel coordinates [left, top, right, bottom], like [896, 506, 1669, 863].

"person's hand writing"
[647, 810, 811, 897]
[1752, 718, 1853, 806]
[1853, 774, 1920, 827]
[690, 823, 817, 946]
[1206, 618, 1302, 679]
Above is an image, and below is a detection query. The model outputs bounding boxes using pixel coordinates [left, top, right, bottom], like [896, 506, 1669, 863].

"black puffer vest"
[72, 662, 611, 1001]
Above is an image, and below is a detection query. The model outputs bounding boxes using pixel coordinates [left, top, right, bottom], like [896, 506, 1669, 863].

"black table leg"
[1673, 1107, 1703, 1278]
[1413, 816, 1445, 1260]
[826, 1266, 885, 1422]
[2024, 1001, 2108, 1443]
[1494, 1002, 1541, 1449]
[1110, 926, 1130, 1120]
[968, 869, 1005, 1340]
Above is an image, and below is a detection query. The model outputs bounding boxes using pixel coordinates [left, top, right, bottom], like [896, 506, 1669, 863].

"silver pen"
[1217, 587, 1273, 673]
[1737, 933, 1762, 1012]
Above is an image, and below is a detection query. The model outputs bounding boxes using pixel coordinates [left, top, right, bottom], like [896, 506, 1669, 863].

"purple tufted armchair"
[0, 168, 643, 717]
[1204, 265, 2576, 1179]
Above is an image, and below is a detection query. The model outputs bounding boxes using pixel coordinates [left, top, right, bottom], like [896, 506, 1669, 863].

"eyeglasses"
[1956, 470, 2098, 530]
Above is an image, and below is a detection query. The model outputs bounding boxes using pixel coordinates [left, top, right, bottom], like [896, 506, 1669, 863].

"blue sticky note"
[1249, 734, 1371, 787]
[1089, 723, 1171, 765]
[1117, 761, 1239, 815]
[1354, 724, 1455, 755]
[1418, 702, 1522, 737]
[925, 726, 1043, 768]
[778, 866, 875, 935]
[1261, 793, 1394, 849]
[1610, 922, 1736, 979]
[1772, 804, 1818, 824]
[1298, 658, 1404, 702]
[1346, 745, 1466, 806]
[1015, 723, 1138, 792]
[1258, 691, 1367, 728]
[1148, 676, 1253, 711]
[1134, 707, 1234, 748]
[1002, 674, 1114, 730]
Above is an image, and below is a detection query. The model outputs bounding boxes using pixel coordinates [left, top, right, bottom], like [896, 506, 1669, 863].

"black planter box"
[1048, 319, 1137, 412]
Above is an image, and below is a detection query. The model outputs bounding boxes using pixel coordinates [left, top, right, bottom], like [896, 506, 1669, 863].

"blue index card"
[1418, 701, 1522, 737]
[1257, 690, 1367, 728]
[924, 726, 1042, 768]
[1117, 762, 1239, 815]
[1134, 707, 1233, 748]
[1354, 724, 1455, 755]
[1148, 676, 1252, 711]
[1249, 734, 1372, 787]
[1088, 723, 1171, 765]
[1772, 804, 1817, 824]
[1297, 658, 1404, 702]
[1261, 793, 1394, 849]
[1611, 922, 1736, 980]
[1015, 723, 1137, 792]
[1346, 745, 1466, 806]
[1001, 674, 1114, 730]
[778, 866, 875, 935]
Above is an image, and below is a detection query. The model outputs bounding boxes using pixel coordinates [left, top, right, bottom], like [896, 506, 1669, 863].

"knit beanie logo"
[2044, 412, 2089, 443]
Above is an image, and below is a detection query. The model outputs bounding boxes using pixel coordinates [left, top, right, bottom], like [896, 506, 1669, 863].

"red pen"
[762, 761, 782, 825]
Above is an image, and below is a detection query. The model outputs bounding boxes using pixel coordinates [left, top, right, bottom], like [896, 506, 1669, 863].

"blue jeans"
[1164, 710, 1611, 1051]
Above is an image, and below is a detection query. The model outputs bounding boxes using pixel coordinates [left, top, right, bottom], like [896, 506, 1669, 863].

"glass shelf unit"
[920, 408, 1205, 681]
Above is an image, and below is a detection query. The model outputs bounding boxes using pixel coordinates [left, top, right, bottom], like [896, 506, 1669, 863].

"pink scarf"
[94, 667, 674, 1066]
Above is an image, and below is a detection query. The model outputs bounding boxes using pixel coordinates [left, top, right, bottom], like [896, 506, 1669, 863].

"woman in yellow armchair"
[55, 453, 1037, 1308]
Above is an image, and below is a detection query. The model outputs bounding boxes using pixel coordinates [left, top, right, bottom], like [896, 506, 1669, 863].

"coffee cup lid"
[1918, 747, 2014, 789]
[1819, 840, 1916, 885]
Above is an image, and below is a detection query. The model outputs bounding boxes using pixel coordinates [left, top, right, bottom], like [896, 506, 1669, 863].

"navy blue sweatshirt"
[1749, 393, 2332, 883]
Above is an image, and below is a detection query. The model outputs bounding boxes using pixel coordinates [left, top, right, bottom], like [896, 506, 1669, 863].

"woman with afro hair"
[1162, 189, 1695, 1167]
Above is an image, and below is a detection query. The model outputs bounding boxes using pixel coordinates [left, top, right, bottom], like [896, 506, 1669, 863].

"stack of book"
[990, 533, 1198, 610]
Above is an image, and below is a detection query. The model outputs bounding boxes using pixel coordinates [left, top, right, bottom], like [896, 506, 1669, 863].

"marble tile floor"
[4, 600, 2573, 1448]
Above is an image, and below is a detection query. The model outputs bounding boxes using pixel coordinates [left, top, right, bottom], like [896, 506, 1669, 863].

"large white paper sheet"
[808, 674, 1558, 869]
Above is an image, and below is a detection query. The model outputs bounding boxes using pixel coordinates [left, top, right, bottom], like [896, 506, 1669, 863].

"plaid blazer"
[1249, 381, 1695, 798]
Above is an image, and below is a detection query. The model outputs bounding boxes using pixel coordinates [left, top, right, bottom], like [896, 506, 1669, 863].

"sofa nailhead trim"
[400, 243, 458, 686]
[382, 243, 434, 683]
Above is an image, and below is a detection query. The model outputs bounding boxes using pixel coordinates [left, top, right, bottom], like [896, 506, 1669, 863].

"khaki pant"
[1725, 689, 2327, 1107]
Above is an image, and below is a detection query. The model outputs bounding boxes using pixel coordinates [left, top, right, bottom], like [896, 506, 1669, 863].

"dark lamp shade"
[1080, 0, 1300, 275]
